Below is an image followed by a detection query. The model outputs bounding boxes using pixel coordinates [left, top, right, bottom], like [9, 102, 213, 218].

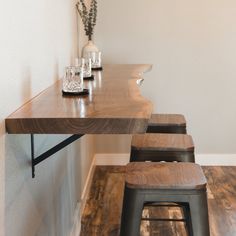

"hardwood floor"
[80, 166, 236, 236]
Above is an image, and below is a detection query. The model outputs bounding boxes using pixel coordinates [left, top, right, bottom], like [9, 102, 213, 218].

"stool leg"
[188, 192, 210, 236]
[129, 148, 136, 162]
[120, 187, 144, 236]
[181, 203, 193, 236]
[179, 153, 195, 163]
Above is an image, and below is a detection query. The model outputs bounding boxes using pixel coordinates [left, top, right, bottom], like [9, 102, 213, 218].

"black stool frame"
[120, 187, 210, 236]
[130, 149, 195, 163]
[146, 125, 187, 134]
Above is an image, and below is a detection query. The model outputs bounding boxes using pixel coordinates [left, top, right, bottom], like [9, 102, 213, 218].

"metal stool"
[147, 114, 187, 134]
[120, 162, 210, 236]
[130, 133, 195, 162]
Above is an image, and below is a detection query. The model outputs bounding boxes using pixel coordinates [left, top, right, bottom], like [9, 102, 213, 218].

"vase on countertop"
[76, 0, 99, 57]
[82, 40, 99, 57]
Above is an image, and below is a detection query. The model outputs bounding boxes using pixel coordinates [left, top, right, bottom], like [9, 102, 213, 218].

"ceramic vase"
[82, 40, 99, 57]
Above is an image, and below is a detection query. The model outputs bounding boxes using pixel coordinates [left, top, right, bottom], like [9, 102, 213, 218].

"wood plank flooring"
[80, 166, 236, 236]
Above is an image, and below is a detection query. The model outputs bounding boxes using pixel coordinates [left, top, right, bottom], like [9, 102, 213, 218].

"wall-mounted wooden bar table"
[6, 64, 152, 134]
[5, 64, 153, 177]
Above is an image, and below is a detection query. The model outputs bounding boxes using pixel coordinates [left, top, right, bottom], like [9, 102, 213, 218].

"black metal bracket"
[31, 134, 84, 178]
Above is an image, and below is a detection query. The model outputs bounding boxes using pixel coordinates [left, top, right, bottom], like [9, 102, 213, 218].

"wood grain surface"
[125, 162, 206, 189]
[148, 114, 186, 127]
[6, 64, 153, 134]
[131, 133, 194, 151]
[80, 166, 236, 236]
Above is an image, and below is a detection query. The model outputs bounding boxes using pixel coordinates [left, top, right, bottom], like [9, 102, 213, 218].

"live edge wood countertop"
[5, 64, 153, 134]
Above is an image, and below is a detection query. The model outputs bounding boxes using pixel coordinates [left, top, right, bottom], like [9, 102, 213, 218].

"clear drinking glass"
[83, 58, 92, 77]
[75, 57, 92, 77]
[84, 51, 102, 68]
[63, 66, 84, 93]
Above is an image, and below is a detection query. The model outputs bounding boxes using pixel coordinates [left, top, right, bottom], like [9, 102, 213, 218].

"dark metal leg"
[188, 192, 210, 236]
[120, 187, 144, 236]
[31, 134, 35, 178]
[30, 134, 84, 178]
[181, 202, 193, 236]
[179, 153, 195, 163]
[129, 148, 136, 162]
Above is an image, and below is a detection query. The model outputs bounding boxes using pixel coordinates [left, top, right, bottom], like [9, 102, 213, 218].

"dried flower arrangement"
[76, 0, 97, 41]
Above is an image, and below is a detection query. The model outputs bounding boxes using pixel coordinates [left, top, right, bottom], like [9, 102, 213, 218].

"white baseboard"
[196, 154, 236, 166]
[95, 153, 236, 166]
[81, 158, 96, 210]
[70, 157, 96, 236]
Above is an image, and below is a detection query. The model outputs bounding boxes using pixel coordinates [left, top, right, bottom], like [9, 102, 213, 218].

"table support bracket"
[31, 134, 84, 178]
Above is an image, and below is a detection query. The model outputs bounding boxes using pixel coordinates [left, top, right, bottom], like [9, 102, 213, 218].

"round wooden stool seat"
[147, 114, 187, 134]
[130, 133, 195, 162]
[120, 162, 210, 236]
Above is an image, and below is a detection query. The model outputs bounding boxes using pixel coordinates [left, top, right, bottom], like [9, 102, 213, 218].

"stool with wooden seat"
[120, 162, 210, 236]
[130, 133, 195, 163]
[147, 114, 187, 134]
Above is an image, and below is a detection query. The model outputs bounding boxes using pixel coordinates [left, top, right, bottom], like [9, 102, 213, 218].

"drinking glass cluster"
[62, 52, 101, 93]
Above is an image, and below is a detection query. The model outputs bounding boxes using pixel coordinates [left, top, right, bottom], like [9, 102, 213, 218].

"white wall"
[94, 0, 236, 155]
[0, 1, 94, 235]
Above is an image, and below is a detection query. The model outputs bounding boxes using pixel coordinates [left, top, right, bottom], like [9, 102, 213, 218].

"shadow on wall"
[3, 56, 93, 235]
[20, 67, 32, 103]
[5, 134, 83, 236]
[0, 121, 5, 236]
[4, 72, 84, 236]
[53, 60, 60, 83]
